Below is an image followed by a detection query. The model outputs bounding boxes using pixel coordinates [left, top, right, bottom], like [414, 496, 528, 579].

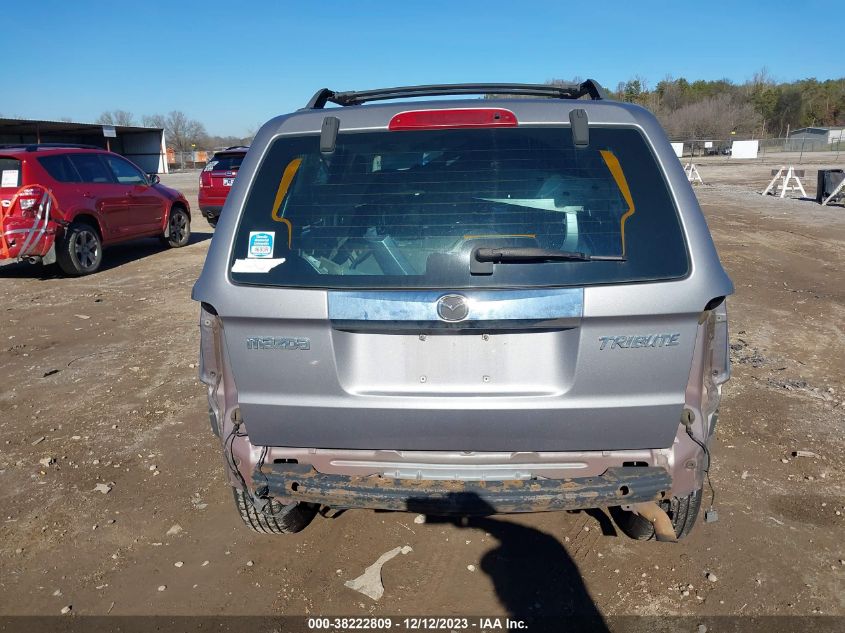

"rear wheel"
[232, 488, 318, 534]
[610, 488, 702, 540]
[162, 206, 190, 247]
[56, 222, 103, 276]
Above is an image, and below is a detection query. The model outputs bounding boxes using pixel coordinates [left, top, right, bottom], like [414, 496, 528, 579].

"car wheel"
[232, 488, 318, 534]
[56, 222, 103, 276]
[207, 216, 218, 228]
[609, 488, 702, 540]
[164, 206, 191, 248]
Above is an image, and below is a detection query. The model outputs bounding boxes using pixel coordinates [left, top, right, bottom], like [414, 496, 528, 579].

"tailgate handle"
[328, 288, 584, 330]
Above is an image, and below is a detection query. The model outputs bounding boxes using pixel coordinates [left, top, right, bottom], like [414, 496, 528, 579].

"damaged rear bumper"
[1, 218, 58, 260]
[254, 463, 671, 515]
[1, 186, 60, 262]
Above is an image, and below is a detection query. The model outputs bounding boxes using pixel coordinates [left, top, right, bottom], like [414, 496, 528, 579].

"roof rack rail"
[0, 143, 101, 152]
[303, 81, 606, 109]
[222, 145, 250, 151]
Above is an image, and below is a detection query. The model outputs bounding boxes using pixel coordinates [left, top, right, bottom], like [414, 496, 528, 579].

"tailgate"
[221, 288, 699, 452]
[207, 153, 244, 191]
[209, 169, 238, 190]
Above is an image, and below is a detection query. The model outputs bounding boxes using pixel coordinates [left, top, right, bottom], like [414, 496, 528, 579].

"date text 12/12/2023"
[306, 616, 529, 630]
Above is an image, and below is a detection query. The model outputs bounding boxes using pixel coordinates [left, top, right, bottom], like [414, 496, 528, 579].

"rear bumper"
[1, 220, 58, 260]
[253, 463, 671, 514]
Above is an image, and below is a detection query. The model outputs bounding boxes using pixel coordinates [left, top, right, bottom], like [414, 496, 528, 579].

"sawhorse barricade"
[762, 166, 806, 198]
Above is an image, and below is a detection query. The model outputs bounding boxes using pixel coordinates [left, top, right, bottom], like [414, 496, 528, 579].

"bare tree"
[750, 67, 775, 89]
[142, 114, 166, 129]
[142, 111, 207, 151]
[165, 111, 207, 152]
[547, 77, 584, 87]
[96, 110, 135, 126]
[244, 122, 264, 143]
[659, 94, 761, 139]
[206, 133, 253, 149]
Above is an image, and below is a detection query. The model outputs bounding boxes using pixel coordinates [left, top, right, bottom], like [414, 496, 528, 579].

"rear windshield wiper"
[471, 247, 625, 274]
[475, 247, 625, 262]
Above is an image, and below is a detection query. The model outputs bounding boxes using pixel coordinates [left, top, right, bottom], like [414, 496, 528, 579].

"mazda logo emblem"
[436, 294, 469, 322]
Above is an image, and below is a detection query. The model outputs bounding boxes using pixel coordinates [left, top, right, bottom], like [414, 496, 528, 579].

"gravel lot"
[1, 158, 843, 627]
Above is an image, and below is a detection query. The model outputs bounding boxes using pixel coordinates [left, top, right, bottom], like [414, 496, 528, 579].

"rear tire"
[206, 216, 217, 228]
[610, 488, 702, 540]
[163, 206, 190, 248]
[232, 488, 317, 534]
[56, 222, 103, 276]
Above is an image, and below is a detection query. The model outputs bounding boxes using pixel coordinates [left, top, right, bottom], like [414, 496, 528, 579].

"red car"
[198, 146, 248, 227]
[0, 144, 191, 275]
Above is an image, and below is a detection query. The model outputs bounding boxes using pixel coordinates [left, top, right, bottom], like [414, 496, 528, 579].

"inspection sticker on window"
[247, 231, 274, 258]
[1, 170, 19, 188]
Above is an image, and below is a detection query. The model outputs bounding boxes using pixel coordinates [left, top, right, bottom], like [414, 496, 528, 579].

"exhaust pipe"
[631, 502, 678, 543]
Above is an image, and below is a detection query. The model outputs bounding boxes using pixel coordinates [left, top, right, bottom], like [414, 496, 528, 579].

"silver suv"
[193, 82, 733, 541]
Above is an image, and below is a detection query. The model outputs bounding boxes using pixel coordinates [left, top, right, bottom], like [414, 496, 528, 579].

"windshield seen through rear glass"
[230, 127, 688, 289]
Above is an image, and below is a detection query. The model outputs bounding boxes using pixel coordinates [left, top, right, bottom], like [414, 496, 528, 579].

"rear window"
[206, 153, 245, 172]
[230, 127, 688, 289]
[38, 155, 81, 183]
[0, 157, 22, 189]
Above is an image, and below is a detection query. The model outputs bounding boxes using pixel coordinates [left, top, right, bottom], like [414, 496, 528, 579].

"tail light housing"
[199, 171, 212, 188]
[16, 187, 41, 218]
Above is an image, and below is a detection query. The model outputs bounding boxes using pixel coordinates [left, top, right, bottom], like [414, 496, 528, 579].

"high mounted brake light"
[388, 108, 518, 131]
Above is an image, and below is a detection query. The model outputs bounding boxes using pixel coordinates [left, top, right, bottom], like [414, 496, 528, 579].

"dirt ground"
[0, 157, 843, 628]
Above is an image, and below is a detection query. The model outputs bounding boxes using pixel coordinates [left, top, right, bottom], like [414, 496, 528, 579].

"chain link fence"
[672, 137, 844, 162]
[167, 150, 211, 170]
[164, 139, 843, 168]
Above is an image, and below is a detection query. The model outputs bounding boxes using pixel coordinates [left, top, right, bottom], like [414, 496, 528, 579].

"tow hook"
[631, 502, 678, 543]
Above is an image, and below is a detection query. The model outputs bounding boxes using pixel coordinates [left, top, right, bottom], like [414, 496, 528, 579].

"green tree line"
[607, 71, 845, 139]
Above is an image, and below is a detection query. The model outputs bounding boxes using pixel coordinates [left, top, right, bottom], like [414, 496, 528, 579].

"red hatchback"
[0, 144, 191, 275]
[198, 146, 248, 227]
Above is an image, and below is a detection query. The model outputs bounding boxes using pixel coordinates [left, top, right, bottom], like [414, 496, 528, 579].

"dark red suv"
[0, 144, 191, 275]
[198, 146, 248, 227]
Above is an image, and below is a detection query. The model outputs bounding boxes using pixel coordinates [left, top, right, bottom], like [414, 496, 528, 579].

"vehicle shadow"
[0, 231, 212, 279]
[408, 495, 609, 631]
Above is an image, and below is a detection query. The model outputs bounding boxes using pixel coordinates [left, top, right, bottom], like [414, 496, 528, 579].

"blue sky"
[2, 1, 841, 136]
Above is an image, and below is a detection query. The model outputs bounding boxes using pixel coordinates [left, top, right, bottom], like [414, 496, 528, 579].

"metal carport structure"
[0, 117, 168, 174]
